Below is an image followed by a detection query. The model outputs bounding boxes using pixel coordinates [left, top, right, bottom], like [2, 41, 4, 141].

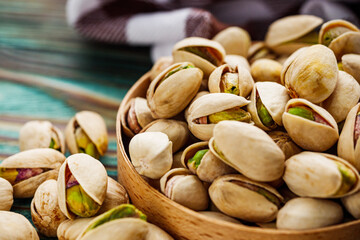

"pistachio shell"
[320, 71, 360, 123]
[210, 121, 284, 182]
[31, 179, 67, 237]
[342, 54, 360, 83]
[283, 152, 360, 198]
[277, 198, 343, 230]
[172, 151, 184, 169]
[57, 218, 95, 240]
[224, 55, 250, 71]
[212, 27, 251, 57]
[268, 131, 301, 160]
[97, 177, 129, 214]
[198, 211, 242, 224]
[0, 177, 13, 210]
[129, 132, 172, 179]
[0, 211, 39, 240]
[65, 111, 108, 157]
[150, 56, 173, 81]
[319, 19, 359, 46]
[282, 98, 339, 151]
[329, 31, 360, 60]
[146, 223, 174, 240]
[19, 120, 65, 153]
[0, 148, 65, 198]
[187, 93, 250, 141]
[342, 190, 360, 219]
[147, 62, 203, 119]
[250, 59, 282, 83]
[209, 174, 283, 223]
[58, 154, 108, 219]
[247, 42, 277, 64]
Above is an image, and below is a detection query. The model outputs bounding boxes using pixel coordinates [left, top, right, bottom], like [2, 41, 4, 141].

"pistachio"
[187, 149, 209, 172]
[74, 127, 99, 159]
[57, 217, 94, 240]
[342, 54, 360, 83]
[66, 183, 100, 218]
[0, 177, 13, 211]
[0, 211, 39, 240]
[342, 190, 360, 219]
[250, 59, 282, 83]
[224, 55, 250, 71]
[212, 27, 251, 57]
[247, 42, 277, 64]
[329, 32, 360, 61]
[268, 131, 301, 160]
[150, 56, 173, 81]
[319, 19, 359, 47]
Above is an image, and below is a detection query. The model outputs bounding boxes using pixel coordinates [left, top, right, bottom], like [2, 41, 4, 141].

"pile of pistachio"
[0, 111, 173, 239]
[122, 15, 360, 230]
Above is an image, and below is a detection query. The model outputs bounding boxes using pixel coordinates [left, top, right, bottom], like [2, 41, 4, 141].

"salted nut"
[283, 152, 360, 198]
[247, 82, 290, 131]
[58, 154, 108, 219]
[342, 54, 360, 83]
[57, 217, 95, 240]
[320, 71, 360, 123]
[342, 190, 360, 219]
[140, 119, 189, 153]
[160, 168, 209, 211]
[224, 55, 250, 71]
[329, 31, 360, 60]
[209, 121, 285, 182]
[181, 141, 235, 183]
[187, 93, 251, 141]
[277, 198, 343, 230]
[247, 42, 277, 64]
[65, 111, 108, 159]
[0, 211, 39, 240]
[19, 120, 65, 153]
[319, 19, 359, 47]
[282, 98, 339, 151]
[208, 64, 254, 98]
[268, 131, 301, 160]
[150, 56, 173, 81]
[0, 148, 65, 198]
[250, 59, 282, 83]
[0, 177, 13, 210]
[212, 26, 251, 57]
[121, 97, 155, 137]
[172, 37, 225, 77]
[265, 15, 323, 55]
[129, 132, 172, 179]
[281, 44, 338, 103]
[147, 62, 203, 119]
[209, 174, 283, 223]
[31, 179, 67, 237]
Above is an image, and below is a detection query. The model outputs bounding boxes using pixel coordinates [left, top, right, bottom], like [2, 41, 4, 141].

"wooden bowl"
[116, 73, 360, 240]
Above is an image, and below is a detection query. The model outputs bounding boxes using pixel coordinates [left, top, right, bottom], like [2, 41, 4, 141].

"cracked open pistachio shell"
[265, 15, 323, 55]
[281, 44, 338, 103]
[268, 131, 301, 160]
[248, 82, 290, 131]
[212, 27, 251, 57]
[31, 179, 67, 237]
[58, 154, 108, 219]
[57, 217, 94, 240]
[97, 177, 129, 214]
[65, 111, 108, 159]
[329, 32, 360, 60]
[181, 141, 235, 183]
[247, 42, 277, 64]
[187, 93, 251, 141]
[140, 119, 189, 153]
[209, 174, 283, 223]
[277, 198, 343, 230]
[224, 55, 250, 71]
[283, 98, 339, 151]
[121, 97, 155, 137]
[20, 120, 65, 153]
[319, 19, 359, 47]
[150, 56, 173, 81]
[0, 211, 39, 239]
[146, 62, 203, 119]
[0, 177, 13, 210]
[172, 37, 225, 77]
[0, 148, 65, 198]
[250, 59, 282, 83]
[342, 54, 360, 83]
[320, 71, 360, 123]
[342, 190, 360, 219]
[208, 64, 254, 98]
[283, 152, 360, 198]
[129, 132, 172, 179]
[160, 168, 209, 210]
[209, 121, 285, 182]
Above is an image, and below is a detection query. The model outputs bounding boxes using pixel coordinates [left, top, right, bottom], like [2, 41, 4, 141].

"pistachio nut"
[208, 64, 254, 98]
[329, 31, 360, 60]
[283, 152, 360, 198]
[247, 82, 290, 131]
[277, 198, 343, 230]
[146, 62, 203, 119]
[58, 154, 108, 219]
[342, 54, 360, 83]
[0, 148, 65, 198]
[212, 27, 251, 57]
[198, 211, 242, 224]
[31, 179, 67, 237]
[209, 174, 283, 223]
[187, 93, 251, 141]
[250, 59, 282, 83]
[121, 97, 155, 137]
[209, 121, 285, 182]
[57, 218, 95, 240]
[172, 37, 225, 77]
[129, 132, 172, 179]
[65, 111, 108, 159]
[150, 56, 173, 81]
[320, 71, 360, 123]
[0, 211, 39, 239]
[282, 98, 339, 151]
[97, 177, 129, 214]
[0, 177, 13, 210]
[184, 91, 209, 120]
[265, 15, 323, 55]
[160, 168, 209, 210]
[342, 190, 360, 219]
[281, 44, 338, 103]
[268, 131, 301, 160]
[140, 119, 189, 153]
[247, 41, 277, 64]
[224, 54, 250, 71]
[319, 19, 359, 47]
[19, 120, 65, 153]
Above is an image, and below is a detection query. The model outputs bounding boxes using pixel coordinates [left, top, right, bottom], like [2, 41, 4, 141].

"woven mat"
[0, 0, 151, 239]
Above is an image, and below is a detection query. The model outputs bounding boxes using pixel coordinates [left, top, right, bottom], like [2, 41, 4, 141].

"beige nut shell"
[268, 131, 302, 160]
[319, 19, 359, 46]
[342, 54, 360, 83]
[97, 177, 129, 214]
[342, 190, 360, 219]
[58, 154, 108, 219]
[212, 27, 251, 57]
[57, 217, 95, 240]
[250, 59, 282, 83]
[224, 55, 250, 71]
[329, 32, 360, 60]
[0, 211, 39, 240]
[0, 177, 13, 210]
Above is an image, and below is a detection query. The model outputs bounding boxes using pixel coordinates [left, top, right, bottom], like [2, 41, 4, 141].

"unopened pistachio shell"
[213, 27, 251, 57]
[0, 211, 39, 240]
[0, 177, 13, 210]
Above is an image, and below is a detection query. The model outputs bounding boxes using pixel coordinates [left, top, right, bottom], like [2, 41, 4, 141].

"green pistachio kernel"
[222, 73, 239, 95]
[188, 149, 209, 170]
[162, 64, 194, 82]
[287, 106, 315, 121]
[256, 97, 276, 129]
[85, 143, 100, 159]
[75, 127, 100, 158]
[338, 62, 343, 71]
[322, 27, 351, 47]
[0, 168, 18, 185]
[257, 188, 281, 208]
[208, 107, 251, 124]
[66, 185, 101, 217]
[335, 162, 357, 196]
